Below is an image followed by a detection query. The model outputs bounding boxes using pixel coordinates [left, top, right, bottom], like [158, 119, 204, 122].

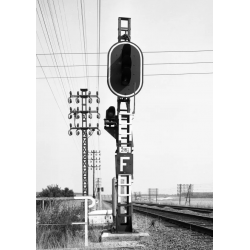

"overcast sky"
[36, 0, 213, 195]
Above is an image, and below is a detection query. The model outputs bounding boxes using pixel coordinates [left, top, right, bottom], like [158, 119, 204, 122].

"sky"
[36, 0, 213, 195]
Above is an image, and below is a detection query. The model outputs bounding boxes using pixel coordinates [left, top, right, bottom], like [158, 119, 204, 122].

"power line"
[76, 0, 87, 89]
[36, 48, 80, 154]
[37, 72, 213, 79]
[97, 0, 101, 91]
[37, 32, 69, 112]
[37, 1, 68, 101]
[46, 0, 73, 91]
[60, 0, 80, 90]
[52, 0, 76, 93]
[80, 0, 89, 89]
[36, 61, 213, 67]
[143, 50, 213, 53]
[36, 49, 213, 56]
[145, 72, 213, 76]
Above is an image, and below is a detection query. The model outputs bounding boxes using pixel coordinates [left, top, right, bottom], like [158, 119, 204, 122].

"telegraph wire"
[80, 0, 89, 89]
[38, 0, 77, 111]
[61, 0, 80, 90]
[143, 50, 213, 53]
[97, 0, 101, 91]
[52, 0, 76, 93]
[37, 1, 68, 104]
[37, 72, 213, 79]
[96, 0, 101, 152]
[145, 72, 213, 76]
[37, 55, 80, 153]
[46, 0, 73, 91]
[37, 32, 69, 112]
[37, 55, 66, 123]
[36, 50, 213, 55]
[37, 1, 68, 101]
[76, 0, 87, 89]
[36, 61, 213, 67]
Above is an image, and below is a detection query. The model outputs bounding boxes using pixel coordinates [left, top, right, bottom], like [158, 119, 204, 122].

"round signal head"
[107, 41, 143, 97]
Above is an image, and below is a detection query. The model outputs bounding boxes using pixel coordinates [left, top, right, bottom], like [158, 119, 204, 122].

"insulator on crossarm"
[68, 114, 72, 119]
[96, 98, 100, 104]
[70, 107, 72, 112]
[97, 113, 100, 119]
[70, 123, 72, 128]
[77, 123, 79, 127]
[76, 98, 80, 104]
[96, 91, 98, 96]
[89, 98, 92, 104]
[89, 123, 91, 127]
[77, 91, 79, 95]
[88, 114, 92, 119]
[68, 130, 72, 136]
[76, 130, 80, 136]
[88, 91, 91, 95]
[68, 98, 72, 104]
[69, 91, 72, 96]
[76, 115, 80, 119]
[97, 130, 101, 135]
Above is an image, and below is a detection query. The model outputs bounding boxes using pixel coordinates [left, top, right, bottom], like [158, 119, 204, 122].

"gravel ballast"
[100, 201, 213, 249]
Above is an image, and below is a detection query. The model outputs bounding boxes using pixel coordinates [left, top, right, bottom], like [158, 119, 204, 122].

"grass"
[36, 201, 109, 249]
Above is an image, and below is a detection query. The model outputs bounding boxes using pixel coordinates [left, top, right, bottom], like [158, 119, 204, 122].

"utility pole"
[68, 89, 101, 196]
[88, 150, 101, 198]
[177, 184, 182, 205]
[96, 178, 102, 209]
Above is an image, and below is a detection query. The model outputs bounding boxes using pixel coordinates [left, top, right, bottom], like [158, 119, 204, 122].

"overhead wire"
[46, 0, 73, 91]
[38, 0, 76, 112]
[80, 0, 89, 89]
[143, 50, 213, 53]
[60, 0, 80, 91]
[37, 72, 213, 79]
[36, 49, 213, 55]
[97, 0, 101, 153]
[37, 32, 69, 113]
[37, 1, 68, 101]
[52, 0, 76, 93]
[76, 0, 87, 89]
[36, 61, 213, 67]
[36, 55, 80, 153]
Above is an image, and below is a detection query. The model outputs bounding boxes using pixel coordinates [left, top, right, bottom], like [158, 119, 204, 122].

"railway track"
[134, 201, 213, 214]
[104, 200, 213, 236]
[133, 203, 213, 236]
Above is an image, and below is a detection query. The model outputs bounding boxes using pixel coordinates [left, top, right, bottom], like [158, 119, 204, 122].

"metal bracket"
[118, 17, 131, 42]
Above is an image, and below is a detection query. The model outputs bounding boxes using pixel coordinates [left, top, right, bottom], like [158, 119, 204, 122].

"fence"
[36, 196, 95, 247]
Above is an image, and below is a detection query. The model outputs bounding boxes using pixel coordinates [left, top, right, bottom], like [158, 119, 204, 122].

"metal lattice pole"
[68, 89, 101, 196]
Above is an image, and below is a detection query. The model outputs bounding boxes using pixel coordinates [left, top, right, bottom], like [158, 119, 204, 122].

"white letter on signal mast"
[120, 157, 130, 172]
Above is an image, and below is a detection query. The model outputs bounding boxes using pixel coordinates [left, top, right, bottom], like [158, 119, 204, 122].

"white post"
[85, 198, 88, 246]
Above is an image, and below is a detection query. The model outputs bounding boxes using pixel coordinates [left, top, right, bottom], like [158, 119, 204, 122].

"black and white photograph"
[3, 0, 250, 249]
[36, 0, 213, 248]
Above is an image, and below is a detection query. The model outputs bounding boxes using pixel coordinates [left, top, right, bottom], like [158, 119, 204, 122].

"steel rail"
[133, 205, 213, 236]
[133, 204, 213, 222]
[134, 202, 213, 214]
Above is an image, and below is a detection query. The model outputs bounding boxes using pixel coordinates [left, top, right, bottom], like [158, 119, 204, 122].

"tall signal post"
[68, 89, 101, 196]
[104, 17, 143, 233]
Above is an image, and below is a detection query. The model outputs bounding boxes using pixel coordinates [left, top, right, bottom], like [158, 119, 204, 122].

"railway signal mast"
[104, 17, 143, 232]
